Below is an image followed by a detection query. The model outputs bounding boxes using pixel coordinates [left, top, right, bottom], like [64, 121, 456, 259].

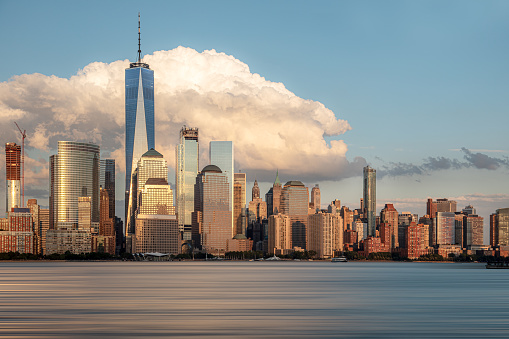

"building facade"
[363, 166, 376, 237]
[280, 181, 309, 249]
[5, 142, 21, 213]
[233, 173, 246, 236]
[209, 141, 234, 235]
[175, 126, 199, 240]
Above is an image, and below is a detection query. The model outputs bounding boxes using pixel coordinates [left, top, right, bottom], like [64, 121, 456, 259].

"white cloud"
[0, 47, 360, 195]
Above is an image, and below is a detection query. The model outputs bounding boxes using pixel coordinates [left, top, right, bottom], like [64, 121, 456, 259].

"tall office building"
[233, 173, 246, 236]
[100, 159, 115, 219]
[176, 126, 199, 239]
[248, 180, 267, 224]
[192, 165, 231, 254]
[427, 198, 457, 217]
[209, 141, 234, 234]
[463, 214, 483, 247]
[266, 171, 282, 217]
[280, 181, 309, 249]
[363, 166, 376, 237]
[51, 141, 100, 228]
[126, 148, 168, 250]
[380, 203, 398, 248]
[435, 212, 455, 245]
[5, 143, 21, 213]
[268, 213, 291, 255]
[492, 208, 509, 247]
[125, 15, 155, 233]
[310, 184, 321, 212]
[307, 212, 343, 258]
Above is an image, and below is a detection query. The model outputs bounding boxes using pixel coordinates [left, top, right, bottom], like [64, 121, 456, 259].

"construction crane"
[14, 122, 26, 208]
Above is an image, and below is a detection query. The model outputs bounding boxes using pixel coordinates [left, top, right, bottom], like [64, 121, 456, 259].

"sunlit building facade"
[233, 173, 246, 236]
[268, 213, 291, 255]
[193, 165, 231, 254]
[363, 166, 376, 237]
[5, 142, 21, 213]
[435, 212, 455, 245]
[176, 126, 199, 239]
[125, 46, 155, 238]
[280, 181, 309, 249]
[209, 141, 234, 233]
[307, 212, 343, 258]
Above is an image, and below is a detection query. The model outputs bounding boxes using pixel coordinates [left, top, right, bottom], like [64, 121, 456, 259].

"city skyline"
[0, 1, 508, 244]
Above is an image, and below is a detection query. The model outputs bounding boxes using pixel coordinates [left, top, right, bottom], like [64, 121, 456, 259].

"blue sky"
[1, 0, 509, 241]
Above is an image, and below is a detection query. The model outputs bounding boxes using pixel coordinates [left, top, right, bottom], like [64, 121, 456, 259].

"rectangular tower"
[176, 126, 199, 240]
[209, 141, 234, 235]
[5, 143, 21, 214]
[363, 166, 376, 237]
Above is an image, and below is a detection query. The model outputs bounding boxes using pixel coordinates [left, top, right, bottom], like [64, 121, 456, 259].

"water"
[0, 261, 507, 338]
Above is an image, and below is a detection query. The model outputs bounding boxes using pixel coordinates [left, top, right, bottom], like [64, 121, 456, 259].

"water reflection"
[0, 261, 507, 338]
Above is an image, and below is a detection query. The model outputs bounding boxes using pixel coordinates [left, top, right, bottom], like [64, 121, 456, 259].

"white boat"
[331, 257, 348, 262]
[266, 256, 281, 261]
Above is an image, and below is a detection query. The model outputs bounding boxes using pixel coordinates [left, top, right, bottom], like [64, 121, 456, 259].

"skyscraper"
[233, 173, 246, 236]
[363, 166, 376, 237]
[176, 126, 199, 240]
[125, 14, 155, 231]
[5, 142, 21, 213]
[209, 141, 234, 233]
[192, 165, 231, 254]
[310, 184, 321, 212]
[380, 203, 398, 248]
[126, 148, 168, 251]
[100, 159, 115, 219]
[280, 181, 309, 249]
[51, 141, 100, 228]
[266, 171, 282, 217]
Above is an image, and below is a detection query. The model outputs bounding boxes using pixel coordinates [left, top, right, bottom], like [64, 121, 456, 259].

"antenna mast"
[138, 12, 142, 62]
[14, 122, 26, 208]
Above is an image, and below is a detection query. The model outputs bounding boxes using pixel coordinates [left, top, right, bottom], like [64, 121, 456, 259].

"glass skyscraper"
[125, 28, 155, 230]
[176, 127, 199, 240]
[363, 166, 376, 237]
[209, 141, 234, 234]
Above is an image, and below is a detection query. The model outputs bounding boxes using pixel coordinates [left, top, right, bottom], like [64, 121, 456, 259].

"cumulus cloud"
[379, 148, 509, 177]
[0, 47, 360, 194]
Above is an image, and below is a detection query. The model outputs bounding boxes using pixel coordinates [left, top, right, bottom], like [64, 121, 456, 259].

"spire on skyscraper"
[274, 169, 281, 185]
[138, 12, 142, 63]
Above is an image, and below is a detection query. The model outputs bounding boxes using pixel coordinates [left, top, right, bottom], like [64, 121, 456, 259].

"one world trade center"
[125, 14, 155, 239]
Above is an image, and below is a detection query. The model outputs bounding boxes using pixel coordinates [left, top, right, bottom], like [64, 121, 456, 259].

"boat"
[331, 257, 348, 262]
[266, 256, 281, 261]
[486, 262, 509, 269]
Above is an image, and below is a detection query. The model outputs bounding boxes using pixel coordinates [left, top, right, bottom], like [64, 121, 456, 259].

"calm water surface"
[0, 261, 507, 338]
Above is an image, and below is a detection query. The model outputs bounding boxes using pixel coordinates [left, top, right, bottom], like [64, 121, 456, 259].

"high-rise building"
[126, 148, 168, 252]
[248, 180, 267, 224]
[310, 184, 321, 212]
[134, 178, 178, 255]
[280, 181, 309, 249]
[490, 213, 498, 247]
[209, 141, 234, 234]
[51, 141, 100, 228]
[39, 209, 49, 255]
[192, 165, 231, 254]
[125, 15, 155, 235]
[175, 126, 199, 240]
[268, 213, 291, 255]
[5, 142, 21, 213]
[266, 171, 283, 217]
[27, 199, 40, 254]
[380, 203, 398, 248]
[100, 159, 115, 219]
[46, 141, 99, 255]
[462, 205, 476, 215]
[307, 212, 343, 258]
[402, 223, 429, 259]
[96, 187, 115, 255]
[463, 214, 483, 248]
[435, 212, 455, 245]
[427, 198, 457, 217]
[363, 166, 376, 237]
[492, 208, 509, 247]
[233, 173, 246, 236]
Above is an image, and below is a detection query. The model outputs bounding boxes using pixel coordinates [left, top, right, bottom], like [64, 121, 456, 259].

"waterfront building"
[125, 16, 155, 238]
[96, 188, 115, 254]
[175, 126, 199, 240]
[380, 203, 398, 248]
[402, 223, 430, 259]
[50, 141, 100, 228]
[490, 213, 498, 247]
[5, 142, 21, 213]
[280, 181, 309, 249]
[268, 213, 292, 255]
[435, 212, 455, 245]
[126, 148, 167, 250]
[266, 171, 282, 217]
[192, 165, 231, 254]
[27, 199, 40, 254]
[363, 166, 376, 237]
[226, 234, 253, 252]
[463, 214, 483, 248]
[39, 209, 49, 255]
[454, 213, 464, 247]
[0, 208, 34, 253]
[307, 212, 343, 258]
[233, 173, 247, 236]
[419, 215, 433, 246]
[209, 141, 234, 234]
